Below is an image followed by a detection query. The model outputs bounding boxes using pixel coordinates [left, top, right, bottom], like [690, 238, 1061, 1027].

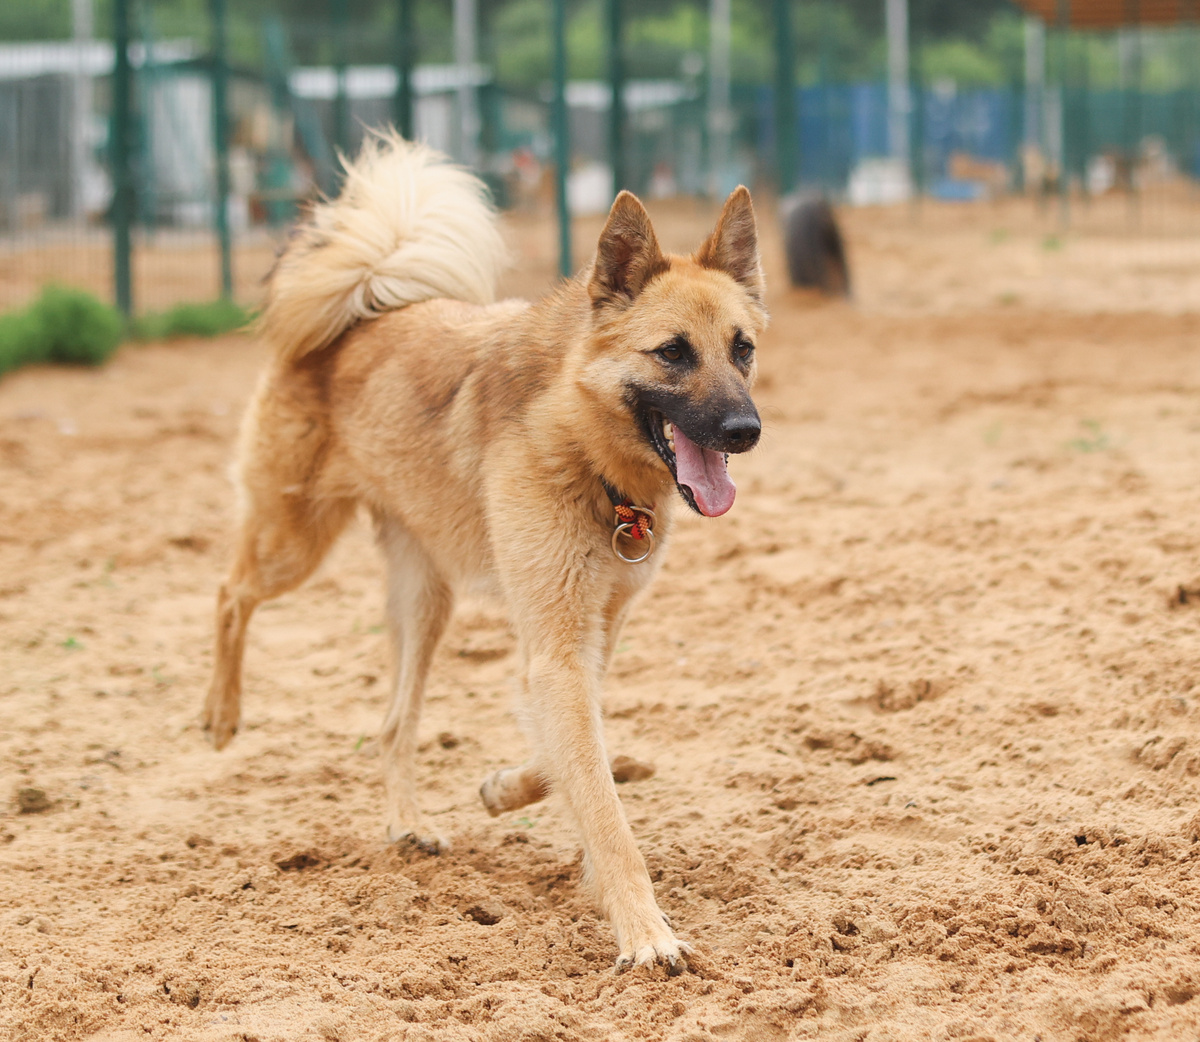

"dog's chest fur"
[293, 290, 673, 594]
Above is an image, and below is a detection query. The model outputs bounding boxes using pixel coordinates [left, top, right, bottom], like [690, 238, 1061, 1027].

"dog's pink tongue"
[674, 426, 736, 517]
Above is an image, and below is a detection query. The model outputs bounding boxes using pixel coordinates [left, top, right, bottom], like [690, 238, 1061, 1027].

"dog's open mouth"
[641, 407, 736, 517]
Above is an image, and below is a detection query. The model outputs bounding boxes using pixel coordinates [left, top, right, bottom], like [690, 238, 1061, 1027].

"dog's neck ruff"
[599, 478, 656, 564]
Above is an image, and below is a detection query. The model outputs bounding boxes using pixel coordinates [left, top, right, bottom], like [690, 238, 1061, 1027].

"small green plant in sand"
[1068, 419, 1111, 453]
[131, 299, 250, 340]
[0, 286, 122, 376]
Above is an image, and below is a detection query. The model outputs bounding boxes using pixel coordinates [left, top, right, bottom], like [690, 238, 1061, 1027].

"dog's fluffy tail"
[261, 130, 506, 362]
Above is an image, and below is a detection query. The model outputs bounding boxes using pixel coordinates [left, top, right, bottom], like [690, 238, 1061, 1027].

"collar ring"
[612, 522, 656, 563]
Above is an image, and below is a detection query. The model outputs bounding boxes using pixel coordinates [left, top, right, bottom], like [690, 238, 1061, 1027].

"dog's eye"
[657, 339, 688, 363]
[733, 337, 755, 361]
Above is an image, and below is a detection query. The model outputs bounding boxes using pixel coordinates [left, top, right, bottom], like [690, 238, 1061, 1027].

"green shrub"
[0, 286, 122, 377]
[0, 308, 48, 373]
[34, 284, 124, 365]
[0, 289, 250, 380]
[132, 299, 250, 340]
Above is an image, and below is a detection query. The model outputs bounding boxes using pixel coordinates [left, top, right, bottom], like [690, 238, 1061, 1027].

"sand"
[3, 198, 1200, 1041]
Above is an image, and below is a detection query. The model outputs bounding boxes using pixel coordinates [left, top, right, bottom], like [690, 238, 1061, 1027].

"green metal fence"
[1, 1, 1199, 320]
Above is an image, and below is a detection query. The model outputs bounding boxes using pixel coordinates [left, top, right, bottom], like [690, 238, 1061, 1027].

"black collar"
[599, 476, 627, 511]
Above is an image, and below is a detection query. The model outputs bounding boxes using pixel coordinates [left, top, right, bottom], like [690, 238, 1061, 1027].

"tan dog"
[204, 132, 767, 971]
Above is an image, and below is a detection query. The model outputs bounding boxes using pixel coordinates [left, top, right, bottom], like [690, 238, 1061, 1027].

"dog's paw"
[613, 912, 692, 976]
[478, 772, 509, 817]
[202, 708, 238, 750]
[479, 765, 548, 817]
[387, 826, 448, 856]
[614, 938, 693, 977]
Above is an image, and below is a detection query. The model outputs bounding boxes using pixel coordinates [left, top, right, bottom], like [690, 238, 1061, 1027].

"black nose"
[720, 412, 761, 453]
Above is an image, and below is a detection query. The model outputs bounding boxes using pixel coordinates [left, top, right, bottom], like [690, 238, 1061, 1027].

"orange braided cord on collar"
[614, 501, 653, 540]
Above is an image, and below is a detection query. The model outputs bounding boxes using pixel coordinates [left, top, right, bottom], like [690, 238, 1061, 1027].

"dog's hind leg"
[377, 518, 453, 853]
[205, 493, 354, 749]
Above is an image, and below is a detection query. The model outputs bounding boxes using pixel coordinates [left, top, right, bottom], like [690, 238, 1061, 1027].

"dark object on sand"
[17, 787, 52, 814]
[783, 194, 850, 296]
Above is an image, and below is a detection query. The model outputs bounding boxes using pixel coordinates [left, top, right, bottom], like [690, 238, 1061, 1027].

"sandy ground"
[4, 199, 1200, 1041]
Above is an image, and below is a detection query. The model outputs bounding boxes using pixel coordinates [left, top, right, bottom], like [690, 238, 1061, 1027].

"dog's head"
[583, 187, 767, 517]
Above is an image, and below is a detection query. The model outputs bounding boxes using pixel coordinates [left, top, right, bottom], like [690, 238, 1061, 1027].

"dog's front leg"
[489, 474, 681, 969]
[520, 645, 685, 972]
[481, 578, 649, 818]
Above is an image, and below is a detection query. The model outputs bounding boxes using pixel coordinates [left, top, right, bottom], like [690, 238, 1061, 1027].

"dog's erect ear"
[695, 186, 764, 303]
[588, 191, 669, 310]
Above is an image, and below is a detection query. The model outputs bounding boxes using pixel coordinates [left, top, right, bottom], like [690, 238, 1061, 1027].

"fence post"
[552, 0, 571, 277]
[454, 0, 479, 168]
[1188, 1, 1199, 182]
[393, 0, 415, 139]
[111, 0, 133, 316]
[1024, 15, 1044, 205]
[1009, 29, 1024, 193]
[772, 0, 796, 194]
[1056, 0, 1070, 228]
[72, 0, 95, 222]
[909, 0, 925, 202]
[607, 0, 625, 197]
[708, 0, 732, 196]
[817, 0, 833, 189]
[211, 0, 233, 301]
[1122, 0, 1142, 223]
[886, 0, 911, 180]
[1078, 25, 1090, 208]
[332, 0, 351, 158]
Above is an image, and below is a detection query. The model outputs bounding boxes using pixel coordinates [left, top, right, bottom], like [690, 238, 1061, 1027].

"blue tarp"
[750, 79, 1200, 189]
[752, 81, 1020, 189]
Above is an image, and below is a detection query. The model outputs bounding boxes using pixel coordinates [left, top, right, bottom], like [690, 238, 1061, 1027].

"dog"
[782, 192, 850, 297]
[203, 131, 767, 971]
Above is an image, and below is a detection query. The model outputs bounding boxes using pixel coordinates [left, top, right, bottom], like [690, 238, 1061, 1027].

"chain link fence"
[1, 1, 1198, 317]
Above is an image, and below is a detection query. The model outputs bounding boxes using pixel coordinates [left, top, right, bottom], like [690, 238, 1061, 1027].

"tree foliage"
[1, 0, 1191, 92]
